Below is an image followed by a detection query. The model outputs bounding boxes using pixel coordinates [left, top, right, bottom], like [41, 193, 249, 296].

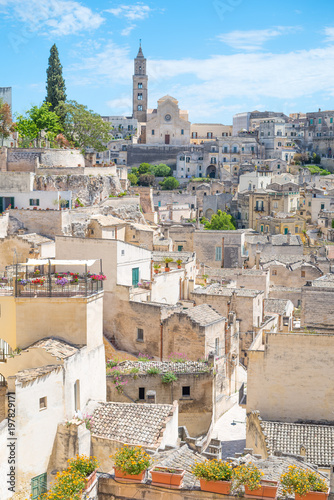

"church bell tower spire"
[132, 41, 148, 122]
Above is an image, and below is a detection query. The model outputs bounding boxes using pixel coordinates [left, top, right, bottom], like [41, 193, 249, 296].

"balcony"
[0, 260, 105, 298]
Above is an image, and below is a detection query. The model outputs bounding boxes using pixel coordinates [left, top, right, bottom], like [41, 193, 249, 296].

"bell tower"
[132, 41, 148, 122]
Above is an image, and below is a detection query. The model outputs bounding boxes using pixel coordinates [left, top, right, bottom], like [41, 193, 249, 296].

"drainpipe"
[330, 459, 334, 494]
[160, 323, 163, 361]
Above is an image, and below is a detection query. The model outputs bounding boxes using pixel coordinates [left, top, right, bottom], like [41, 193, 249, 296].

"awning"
[22, 259, 98, 267]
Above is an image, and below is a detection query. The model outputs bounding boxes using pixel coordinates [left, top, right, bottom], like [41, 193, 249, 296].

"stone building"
[0, 260, 106, 499]
[246, 331, 334, 471]
[255, 213, 305, 238]
[301, 273, 334, 332]
[190, 123, 232, 143]
[245, 233, 304, 268]
[132, 44, 148, 123]
[145, 95, 191, 146]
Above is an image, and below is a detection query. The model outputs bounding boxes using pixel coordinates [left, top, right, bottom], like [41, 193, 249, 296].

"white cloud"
[324, 27, 334, 43]
[1, 0, 104, 36]
[106, 3, 151, 21]
[217, 26, 300, 51]
[68, 39, 334, 120]
[106, 96, 132, 114]
[121, 25, 135, 36]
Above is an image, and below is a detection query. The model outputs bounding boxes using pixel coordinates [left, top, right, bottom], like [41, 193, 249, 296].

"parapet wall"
[4, 148, 85, 172]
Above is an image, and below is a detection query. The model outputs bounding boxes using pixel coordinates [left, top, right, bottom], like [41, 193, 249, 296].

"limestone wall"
[5, 148, 85, 172]
[8, 209, 70, 238]
[0, 213, 8, 238]
[247, 332, 334, 422]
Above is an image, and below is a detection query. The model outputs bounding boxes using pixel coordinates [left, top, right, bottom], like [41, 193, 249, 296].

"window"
[223, 157, 226, 162]
[152, 129, 155, 135]
[180, 156, 185, 161]
[39, 397, 47, 410]
[199, 165, 202, 170]
[74, 380, 80, 412]
[29, 199, 39, 206]
[260, 225, 264, 232]
[273, 202, 278, 209]
[121, 249, 125, 256]
[137, 105, 143, 111]
[272, 270, 277, 276]
[181, 129, 184, 135]
[138, 387, 145, 400]
[182, 386, 190, 397]
[277, 164, 280, 169]
[321, 203, 325, 210]
[192, 132, 197, 138]
[233, 146, 237, 153]
[138, 93, 143, 100]
[132, 267, 139, 287]
[138, 82, 143, 89]
[319, 118, 322, 124]
[223, 146, 228, 153]
[207, 132, 213, 138]
[137, 328, 144, 341]
[301, 270, 306, 277]
[178, 245, 183, 251]
[186, 157, 190, 163]
[31, 473, 47, 499]
[331, 118, 333, 124]
[310, 119, 314, 125]
[215, 338, 219, 356]
[215, 246, 222, 261]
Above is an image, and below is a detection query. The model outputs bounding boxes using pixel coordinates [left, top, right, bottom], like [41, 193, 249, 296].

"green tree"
[312, 152, 321, 164]
[160, 176, 180, 190]
[0, 99, 13, 146]
[15, 103, 62, 147]
[151, 163, 172, 177]
[128, 173, 138, 186]
[46, 44, 67, 111]
[56, 100, 110, 152]
[138, 173, 155, 186]
[138, 162, 151, 175]
[203, 210, 235, 230]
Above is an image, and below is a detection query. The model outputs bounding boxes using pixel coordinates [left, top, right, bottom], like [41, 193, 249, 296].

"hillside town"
[1, 41, 334, 500]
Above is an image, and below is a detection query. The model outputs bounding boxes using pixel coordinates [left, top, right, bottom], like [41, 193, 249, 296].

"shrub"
[192, 460, 233, 482]
[233, 463, 263, 491]
[280, 466, 328, 496]
[162, 372, 178, 384]
[146, 367, 161, 375]
[138, 353, 153, 361]
[130, 367, 139, 374]
[112, 445, 151, 475]
[167, 352, 189, 363]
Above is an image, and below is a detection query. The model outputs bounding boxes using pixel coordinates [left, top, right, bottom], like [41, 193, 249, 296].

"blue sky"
[1, 0, 334, 123]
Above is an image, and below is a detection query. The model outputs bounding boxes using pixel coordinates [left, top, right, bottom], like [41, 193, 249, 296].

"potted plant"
[151, 466, 185, 488]
[176, 258, 182, 269]
[192, 459, 233, 494]
[112, 445, 151, 483]
[163, 257, 173, 272]
[234, 463, 277, 498]
[280, 465, 329, 500]
[153, 264, 161, 274]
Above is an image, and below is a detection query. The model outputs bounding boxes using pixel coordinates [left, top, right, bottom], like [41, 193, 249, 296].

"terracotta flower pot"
[165, 267, 170, 272]
[151, 467, 185, 488]
[177, 265, 181, 269]
[114, 469, 146, 483]
[154, 269, 159, 274]
[245, 480, 278, 499]
[85, 469, 97, 490]
[200, 479, 232, 495]
[295, 490, 330, 500]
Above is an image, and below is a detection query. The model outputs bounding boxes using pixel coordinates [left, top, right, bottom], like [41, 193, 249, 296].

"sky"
[1, 0, 334, 124]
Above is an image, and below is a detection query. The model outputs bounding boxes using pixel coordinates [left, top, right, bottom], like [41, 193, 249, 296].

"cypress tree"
[46, 44, 66, 111]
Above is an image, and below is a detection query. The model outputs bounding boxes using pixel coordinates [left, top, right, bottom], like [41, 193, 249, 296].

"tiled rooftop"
[90, 214, 126, 226]
[183, 303, 224, 326]
[30, 338, 78, 359]
[91, 402, 175, 447]
[310, 273, 334, 288]
[264, 299, 291, 316]
[192, 283, 262, 298]
[17, 233, 53, 244]
[261, 420, 334, 467]
[15, 365, 62, 384]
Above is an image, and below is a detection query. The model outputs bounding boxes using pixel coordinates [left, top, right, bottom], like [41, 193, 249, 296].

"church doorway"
[165, 134, 170, 145]
[206, 165, 216, 178]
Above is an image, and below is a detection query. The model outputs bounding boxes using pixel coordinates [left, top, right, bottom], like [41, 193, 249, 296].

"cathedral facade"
[132, 45, 190, 146]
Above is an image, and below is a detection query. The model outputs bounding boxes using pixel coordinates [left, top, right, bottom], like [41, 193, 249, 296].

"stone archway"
[206, 165, 216, 178]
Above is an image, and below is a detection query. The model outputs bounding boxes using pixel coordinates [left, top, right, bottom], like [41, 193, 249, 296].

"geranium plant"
[280, 466, 328, 497]
[233, 463, 264, 491]
[112, 445, 151, 475]
[192, 460, 233, 482]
